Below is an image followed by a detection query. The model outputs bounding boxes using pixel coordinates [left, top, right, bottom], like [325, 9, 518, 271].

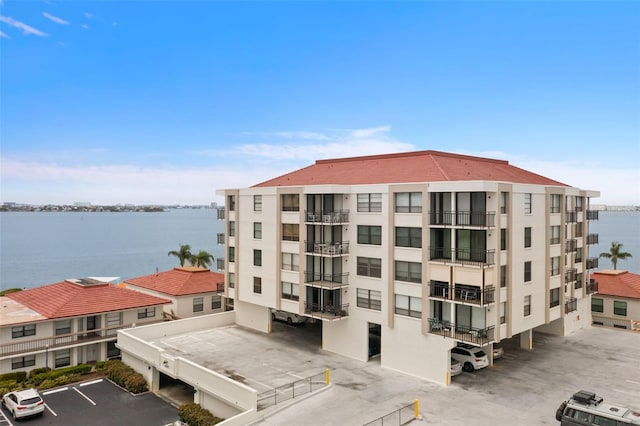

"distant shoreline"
[0, 205, 215, 213]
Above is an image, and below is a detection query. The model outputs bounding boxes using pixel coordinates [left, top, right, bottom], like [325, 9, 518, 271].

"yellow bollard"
[325, 368, 330, 384]
[414, 399, 419, 418]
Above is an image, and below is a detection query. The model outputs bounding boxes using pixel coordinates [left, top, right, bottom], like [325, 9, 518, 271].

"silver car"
[271, 309, 307, 325]
[2, 388, 45, 420]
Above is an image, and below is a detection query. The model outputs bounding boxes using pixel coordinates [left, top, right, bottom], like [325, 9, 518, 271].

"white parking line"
[73, 387, 96, 406]
[44, 402, 58, 416]
[42, 387, 69, 395]
[0, 409, 14, 426]
[79, 379, 103, 387]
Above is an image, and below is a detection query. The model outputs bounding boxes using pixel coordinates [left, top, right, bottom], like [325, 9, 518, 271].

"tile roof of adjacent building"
[591, 270, 640, 299]
[5, 279, 171, 320]
[253, 150, 569, 188]
[123, 267, 225, 296]
[0, 297, 47, 326]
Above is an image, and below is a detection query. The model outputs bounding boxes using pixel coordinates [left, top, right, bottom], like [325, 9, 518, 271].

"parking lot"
[0, 379, 178, 426]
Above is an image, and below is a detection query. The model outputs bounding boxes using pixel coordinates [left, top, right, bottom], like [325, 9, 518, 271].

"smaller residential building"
[590, 270, 640, 331]
[0, 278, 170, 374]
[123, 267, 226, 319]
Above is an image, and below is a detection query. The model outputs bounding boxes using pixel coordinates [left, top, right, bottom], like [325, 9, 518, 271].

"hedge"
[178, 403, 223, 426]
[101, 360, 148, 394]
[29, 364, 92, 386]
[0, 371, 27, 383]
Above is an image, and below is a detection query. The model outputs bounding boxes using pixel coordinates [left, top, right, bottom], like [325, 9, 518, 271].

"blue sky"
[1, 1, 639, 205]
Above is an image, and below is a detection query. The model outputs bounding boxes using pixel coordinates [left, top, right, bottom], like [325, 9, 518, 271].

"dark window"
[358, 225, 382, 245]
[395, 192, 422, 213]
[254, 195, 262, 211]
[357, 193, 382, 212]
[228, 246, 235, 263]
[395, 295, 421, 318]
[107, 341, 121, 358]
[395, 227, 422, 248]
[614, 301, 627, 316]
[11, 324, 36, 339]
[282, 224, 299, 241]
[11, 355, 35, 370]
[550, 288, 560, 308]
[254, 222, 262, 239]
[254, 249, 262, 266]
[228, 272, 235, 289]
[253, 277, 262, 294]
[55, 349, 71, 368]
[357, 289, 382, 311]
[524, 295, 531, 316]
[228, 195, 236, 211]
[357, 257, 382, 278]
[524, 193, 532, 214]
[281, 281, 299, 301]
[281, 194, 299, 211]
[500, 265, 507, 288]
[138, 307, 156, 319]
[524, 227, 532, 248]
[500, 229, 507, 250]
[395, 261, 422, 283]
[55, 320, 71, 336]
[551, 257, 560, 276]
[193, 297, 204, 312]
[500, 192, 508, 214]
[550, 194, 561, 213]
[228, 221, 235, 237]
[211, 295, 222, 310]
[524, 261, 532, 282]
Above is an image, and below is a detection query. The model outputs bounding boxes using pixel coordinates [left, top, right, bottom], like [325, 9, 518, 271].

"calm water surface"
[0, 209, 224, 290]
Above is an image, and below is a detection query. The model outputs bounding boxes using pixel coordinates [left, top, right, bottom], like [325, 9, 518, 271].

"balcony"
[429, 247, 495, 267]
[304, 302, 349, 320]
[564, 268, 577, 283]
[217, 233, 225, 245]
[565, 239, 577, 253]
[429, 211, 496, 228]
[586, 257, 599, 269]
[586, 233, 599, 245]
[304, 241, 349, 256]
[586, 210, 599, 220]
[565, 297, 578, 313]
[587, 279, 599, 294]
[427, 318, 495, 346]
[566, 211, 577, 223]
[304, 210, 349, 224]
[304, 271, 349, 289]
[216, 207, 225, 220]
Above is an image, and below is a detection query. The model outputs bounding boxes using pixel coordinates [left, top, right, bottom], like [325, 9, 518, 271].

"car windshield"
[20, 397, 42, 405]
[473, 350, 487, 357]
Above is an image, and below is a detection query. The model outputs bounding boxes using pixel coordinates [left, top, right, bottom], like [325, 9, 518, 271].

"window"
[550, 225, 560, 245]
[500, 229, 507, 251]
[614, 301, 627, 316]
[228, 272, 235, 288]
[228, 221, 236, 237]
[253, 277, 262, 294]
[358, 225, 382, 245]
[500, 302, 506, 324]
[551, 256, 560, 276]
[254, 222, 262, 239]
[193, 297, 204, 312]
[395, 261, 422, 283]
[11, 324, 36, 339]
[575, 273, 583, 289]
[550, 288, 560, 308]
[524, 261, 532, 282]
[138, 307, 156, 319]
[55, 349, 71, 368]
[11, 355, 35, 370]
[55, 320, 71, 336]
[395, 192, 422, 213]
[106, 312, 122, 331]
[282, 224, 299, 241]
[228, 246, 235, 263]
[575, 222, 583, 238]
[575, 247, 583, 263]
[395, 295, 422, 318]
[281, 253, 300, 271]
[395, 227, 422, 248]
[524, 295, 531, 316]
[524, 227, 532, 248]
[575, 196, 583, 211]
[282, 194, 299, 211]
[500, 192, 508, 214]
[228, 195, 236, 211]
[357, 289, 382, 311]
[357, 193, 382, 212]
[550, 194, 561, 213]
[500, 265, 507, 288]
[254, 249, 262, 266]
[254, 195, 262, 211]
[357, 257, 382, 278]
[281, 281, 299, 301]
[593, 415, 617, 426]
[591, 298, 603, 313]
[211, 295, 222, 310]
[524, 193, 532, 214]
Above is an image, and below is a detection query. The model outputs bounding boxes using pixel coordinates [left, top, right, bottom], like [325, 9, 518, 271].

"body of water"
[0, 208, 224, 290]
[1, 209, 638, 291]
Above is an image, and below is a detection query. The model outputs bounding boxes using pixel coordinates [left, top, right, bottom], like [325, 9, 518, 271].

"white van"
[556, 391, 640, 425]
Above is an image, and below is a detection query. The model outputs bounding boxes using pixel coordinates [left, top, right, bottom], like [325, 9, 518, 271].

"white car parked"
[2, 388, 45, 420]
[450, 358, 462, 376]
[451, 345, 489, 372]
[271, 309, 307, 325]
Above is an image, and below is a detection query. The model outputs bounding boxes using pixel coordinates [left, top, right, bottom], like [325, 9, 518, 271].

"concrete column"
[519, 329, 533, 350]
[150, 367, 160, 392]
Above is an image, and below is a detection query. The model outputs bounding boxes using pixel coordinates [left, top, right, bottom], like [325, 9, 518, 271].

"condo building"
[217, 150, 600, 384]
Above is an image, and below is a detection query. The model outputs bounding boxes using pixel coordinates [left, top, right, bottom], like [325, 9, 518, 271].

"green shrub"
[95, 361, 106, 371]
[101, 360, 148, 394]
[30, 364, 92, 386]
[0, 371, 27, 383]
[178, 403, 223, 426]
[29, 367, 51, 377]
[123, 374, 147, 394]
[38, 379, 57, 390]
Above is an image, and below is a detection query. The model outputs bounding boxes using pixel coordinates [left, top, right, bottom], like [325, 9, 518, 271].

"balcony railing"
[0, 322, 161, 358]
[586, 233, 599, 245]
[565, 239, 577, 253]
[304, 302, 349, 320]
[566, 211, 577, 223]
[304, 271, 349, 288]
[216, 207, 225, 220]
[565, 268, 577, 283]
[586, 257, 599, 269]
[427, 318, 495, 346]
[587, 279, 599, 294]
[427, 283, 495, 305]
[565, 297, 578, 313]
[304, 210, 349, 224]
[217, 233, 225, 245]
[586, 210, 599, 220]
[304, 241, 349, 256]
[429, 247, 495, 266]
[429, 211, 496, 227]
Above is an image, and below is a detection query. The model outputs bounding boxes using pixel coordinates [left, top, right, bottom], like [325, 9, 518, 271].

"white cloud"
[84, 12, 93, 19]
[43, 12, 69, 25]
[349, 125, 391, 138]
[0, 15, 47, 36]
[240, 131, 330, 141]
[81, 24, 88, 29]
[0, 30, 9, 39]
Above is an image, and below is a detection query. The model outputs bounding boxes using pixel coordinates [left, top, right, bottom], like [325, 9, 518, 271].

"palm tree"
[191, 250, 214, 268]
[599, 242, 632, 270]
[168, 244, 193, 267]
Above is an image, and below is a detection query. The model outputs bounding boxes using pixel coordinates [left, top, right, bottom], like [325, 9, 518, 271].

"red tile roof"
[124, 267, 224, 296]
[253, 150, 568, 187]
[6, 280, 171, 319]
[591, 270, 640, 299]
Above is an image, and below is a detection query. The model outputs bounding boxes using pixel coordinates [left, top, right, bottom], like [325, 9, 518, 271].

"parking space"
[0, 379, 179, 426]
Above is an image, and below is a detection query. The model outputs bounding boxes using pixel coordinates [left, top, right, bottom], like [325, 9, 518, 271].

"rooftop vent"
[66, 278, 108, 287]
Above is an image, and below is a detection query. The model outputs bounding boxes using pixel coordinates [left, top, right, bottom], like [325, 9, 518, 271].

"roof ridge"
[314, 150, 510, 166]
